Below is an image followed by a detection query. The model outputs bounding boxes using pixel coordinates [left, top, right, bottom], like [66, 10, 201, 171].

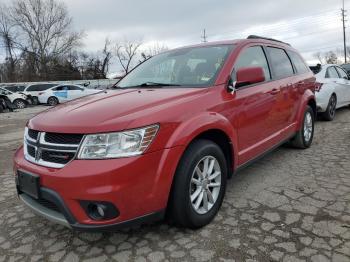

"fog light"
[88, 203, 107, 220]
[80, 200, 119, 221]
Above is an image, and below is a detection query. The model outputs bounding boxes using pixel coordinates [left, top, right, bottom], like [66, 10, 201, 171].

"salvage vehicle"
[313, 64, 350, 121]
[0, 95, 15, 113]
[14, 36, 317, 230]
[0, 87, 28, 109]
[37, 84, 101, 106]
[2, 84, 26, 93]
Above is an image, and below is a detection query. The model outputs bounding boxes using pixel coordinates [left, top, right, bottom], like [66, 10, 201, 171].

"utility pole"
[201, 29, 207, 43]
[341, 0, 347, 63]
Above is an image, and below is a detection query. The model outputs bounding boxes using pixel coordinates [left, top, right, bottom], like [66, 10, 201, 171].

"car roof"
[171, 37, 295, 52]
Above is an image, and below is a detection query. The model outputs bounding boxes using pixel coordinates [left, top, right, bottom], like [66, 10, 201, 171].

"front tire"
[322, 94, 337, 121]
[13, 99, 26, 109]
[47, 96, 59, 106]
[168, 139, 227, 228]
[290, 105, 315, 149]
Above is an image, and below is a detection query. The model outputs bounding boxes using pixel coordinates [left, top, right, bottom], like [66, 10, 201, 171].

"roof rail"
[247, 35, 291, 46]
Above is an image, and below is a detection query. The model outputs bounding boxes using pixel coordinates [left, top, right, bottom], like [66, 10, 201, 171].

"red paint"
[14, 38, 316, 226]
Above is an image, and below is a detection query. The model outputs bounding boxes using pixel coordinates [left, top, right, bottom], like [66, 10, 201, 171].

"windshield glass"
[117, 45, 234, 88]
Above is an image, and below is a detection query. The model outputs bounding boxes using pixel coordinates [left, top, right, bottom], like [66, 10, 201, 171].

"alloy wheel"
[190, 156, 222, 215]
[329, 96, 336, 118]
[15, 100, 25, 109]
[303, 111, 313, 143]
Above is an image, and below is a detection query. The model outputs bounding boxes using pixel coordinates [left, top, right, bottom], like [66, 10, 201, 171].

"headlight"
[77, 124, 159, 159]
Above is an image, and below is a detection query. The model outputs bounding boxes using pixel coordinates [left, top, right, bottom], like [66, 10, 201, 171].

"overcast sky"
[1, 0, 349, 74]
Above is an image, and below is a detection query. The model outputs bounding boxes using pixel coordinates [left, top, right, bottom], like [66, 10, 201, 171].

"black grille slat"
[31, 197, 61, 213]
[41, 151, 75, 164]
[27, 145, 36, 157]
[45, 133, 83, 145]
[28, 129, 39, 140]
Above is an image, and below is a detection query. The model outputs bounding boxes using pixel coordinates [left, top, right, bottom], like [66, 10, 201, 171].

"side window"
[336, 67, 348, 79]
[266, 47, 294, 79]
[26, 85, 39, 91]
[68, 86, 83, 91]
[55, 86, 68, 91]
[288, 51, 309, 74]
[233, 46, 271, 81]
[326, 67, 339, 78]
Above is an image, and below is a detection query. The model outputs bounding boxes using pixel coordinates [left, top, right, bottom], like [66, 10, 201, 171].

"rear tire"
[47, 96, 59, 106]
[322, 95, 337, 121]
[290, 105, 314, 149]
[168, 139, 227, 229]
[13, 99, 26, 109]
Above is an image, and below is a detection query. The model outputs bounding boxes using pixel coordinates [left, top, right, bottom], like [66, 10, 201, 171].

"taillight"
[315, 82, 323, 92]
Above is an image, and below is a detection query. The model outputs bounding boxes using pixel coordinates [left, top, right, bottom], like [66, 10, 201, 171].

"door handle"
[268, 88, 280, 95]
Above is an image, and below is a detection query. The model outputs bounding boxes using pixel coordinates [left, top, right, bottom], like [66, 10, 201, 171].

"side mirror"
[236, 67, 265, 88]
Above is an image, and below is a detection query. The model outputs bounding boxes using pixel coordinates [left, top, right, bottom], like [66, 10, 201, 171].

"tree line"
[0, 0, 167, 83]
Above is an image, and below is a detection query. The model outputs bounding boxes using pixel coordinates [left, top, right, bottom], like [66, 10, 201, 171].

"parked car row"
[0, 82, 102, 112]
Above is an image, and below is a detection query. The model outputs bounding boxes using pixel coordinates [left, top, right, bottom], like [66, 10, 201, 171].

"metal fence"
[0, 79, 120, 89]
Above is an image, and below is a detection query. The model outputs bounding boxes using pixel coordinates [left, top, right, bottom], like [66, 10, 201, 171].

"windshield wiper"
[116, 82, 182, 88]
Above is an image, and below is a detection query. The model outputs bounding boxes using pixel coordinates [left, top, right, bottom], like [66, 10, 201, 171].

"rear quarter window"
[288, 51, 309, 74]
[266, 47, 294, 79]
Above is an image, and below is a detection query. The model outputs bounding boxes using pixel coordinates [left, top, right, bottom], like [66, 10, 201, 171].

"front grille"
[30, 196, 61, 213]
[28, 129, 39, 140]
[27, 145, 36, 157]
[45, 133, 83, 145]
[41, 151, 75, 164]
[24, 128, 83, 168]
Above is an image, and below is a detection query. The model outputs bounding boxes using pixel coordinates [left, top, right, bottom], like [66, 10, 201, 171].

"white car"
[312, 64, 350, 121]
[23, 83, 58, 105]
[38, 84, 101, 105]
[0, 87, 28, 109]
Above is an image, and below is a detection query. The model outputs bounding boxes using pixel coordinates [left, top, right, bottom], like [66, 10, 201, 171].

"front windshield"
[117, 44, 234, 88]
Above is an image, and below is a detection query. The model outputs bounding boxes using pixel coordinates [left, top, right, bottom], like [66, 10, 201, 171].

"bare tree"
[0, 4, 18, 81]
[100, 38, 113, 78]
[313, 52, 323, 65]
[115, 40, 142, 74]
[140, 42, 168, 62]
[10, 0, 83, 79]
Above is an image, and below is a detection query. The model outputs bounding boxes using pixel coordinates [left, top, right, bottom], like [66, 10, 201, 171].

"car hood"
[28, 88, 207, 133]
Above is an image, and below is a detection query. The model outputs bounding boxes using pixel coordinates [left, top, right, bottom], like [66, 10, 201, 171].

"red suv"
[14, 36, 316, 230]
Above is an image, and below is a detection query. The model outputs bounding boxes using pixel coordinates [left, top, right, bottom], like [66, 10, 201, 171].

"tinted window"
[336, 67, 348, 79]
[68, 85, 83, 91]
[26, 84, 56, 92]
[326, 67, 339, 78]
[233, 46, 271, 81]
[266, 47, 294, 79]
[54, 86, 69, 91]
[288, 51, 309, 74]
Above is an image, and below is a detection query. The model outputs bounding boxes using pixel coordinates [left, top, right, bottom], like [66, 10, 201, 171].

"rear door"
[265, 46, 296, 134]
[325, 66, 346, 106]
[53, 86, 69, 102]
[67, 85, 83, 100]
[232, 45, 279, 164]
[335, 66, 350, 106]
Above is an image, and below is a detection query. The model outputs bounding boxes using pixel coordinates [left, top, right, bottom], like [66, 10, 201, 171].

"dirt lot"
[0, 106, 349, 262]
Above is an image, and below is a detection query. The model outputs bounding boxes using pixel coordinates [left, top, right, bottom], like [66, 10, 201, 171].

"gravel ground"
[0, 106, 349, 262]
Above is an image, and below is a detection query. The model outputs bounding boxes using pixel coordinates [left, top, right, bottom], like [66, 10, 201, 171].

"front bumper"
[14, 145, 184, 230]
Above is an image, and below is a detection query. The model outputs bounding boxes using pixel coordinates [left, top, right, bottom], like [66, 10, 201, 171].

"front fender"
[165, 112, 238, 169]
